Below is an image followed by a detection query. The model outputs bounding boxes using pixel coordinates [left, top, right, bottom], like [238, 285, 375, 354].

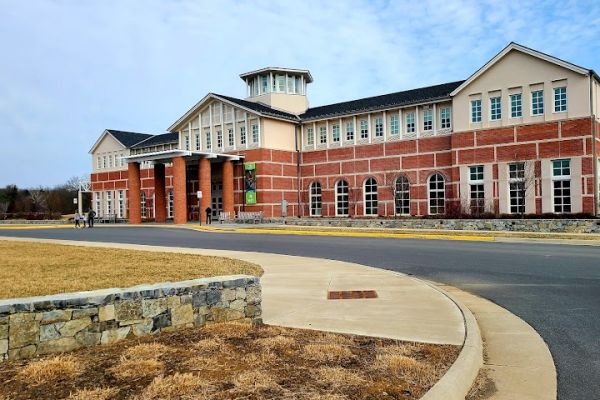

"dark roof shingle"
[106, 130, 154, 148]
[299, 80, 464, 120]
[214, 94, 299, 121]
[131, 132, 179, 149]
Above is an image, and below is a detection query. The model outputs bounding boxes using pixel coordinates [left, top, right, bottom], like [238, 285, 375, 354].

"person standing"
[205, 207, 212, 224]
[82, 212, 88, 228]
[88, 208, 96, 228]
[74, 212, 81, 229]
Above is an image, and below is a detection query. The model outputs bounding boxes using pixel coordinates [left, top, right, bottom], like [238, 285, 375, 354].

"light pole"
[196, 191, 202, 225]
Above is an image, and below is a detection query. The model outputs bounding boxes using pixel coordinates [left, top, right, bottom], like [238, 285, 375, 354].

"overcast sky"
[1, 0, 599, 187]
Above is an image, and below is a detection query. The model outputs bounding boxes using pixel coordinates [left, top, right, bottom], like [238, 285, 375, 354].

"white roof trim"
[123, 149, 243, 163]
[88, 129, 127, 154]
[450, 42, 590, 96]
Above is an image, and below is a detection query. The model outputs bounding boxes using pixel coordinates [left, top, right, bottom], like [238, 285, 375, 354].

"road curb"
[419, 280, 483, 400]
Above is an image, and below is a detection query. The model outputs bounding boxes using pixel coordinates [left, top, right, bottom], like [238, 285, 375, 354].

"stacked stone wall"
[0, 275, 261, 361]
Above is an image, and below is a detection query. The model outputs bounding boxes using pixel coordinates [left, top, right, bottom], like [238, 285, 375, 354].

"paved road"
[1, 227, 599, 399]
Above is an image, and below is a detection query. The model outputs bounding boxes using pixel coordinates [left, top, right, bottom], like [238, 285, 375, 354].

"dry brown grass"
[67, 387, 119, 400]
[254, 335, 296, 350]
[137, 373, 213, 400]
[122, 343, 172, 360]
[192, 337, 229, 353]
[202, 321, 253, 338]
[0, 241, 262, 299]
[108, 358, 164, 381]
[232, 370, 279, 391]
[18, 355, 82, 385]
[302, 343, 355, 363]
[314, 366, 365, 387]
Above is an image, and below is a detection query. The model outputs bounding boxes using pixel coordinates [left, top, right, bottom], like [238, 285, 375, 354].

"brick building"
[89, 43, 600, 223]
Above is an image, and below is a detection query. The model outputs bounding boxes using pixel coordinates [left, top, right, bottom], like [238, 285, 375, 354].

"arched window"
[140, 191, 147, 219]
[335, 180, 349, 216]
[428, 173, 445, 215]
[394, 176, 410, 215]
[167, 190, 174, 218]
[309, 182, 322, 216]
[364, 178, 378, 216]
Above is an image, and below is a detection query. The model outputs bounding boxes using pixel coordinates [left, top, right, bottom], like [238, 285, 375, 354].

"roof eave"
[88, 129, 126, 154]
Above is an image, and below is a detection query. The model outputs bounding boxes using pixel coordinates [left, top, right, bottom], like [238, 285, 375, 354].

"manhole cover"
[327, 290, 378, 300]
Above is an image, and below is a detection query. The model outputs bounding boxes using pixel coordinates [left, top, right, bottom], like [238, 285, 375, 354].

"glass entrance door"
[211, 182, 222, 217]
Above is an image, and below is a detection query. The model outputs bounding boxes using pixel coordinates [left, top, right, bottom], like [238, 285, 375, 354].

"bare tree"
[64, 175, 88, 192]
[508, 158, 536, 218]
[29, 188, 48, 212]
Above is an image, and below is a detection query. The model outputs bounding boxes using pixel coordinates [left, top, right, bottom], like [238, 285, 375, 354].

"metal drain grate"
[327, 290, 378, 300]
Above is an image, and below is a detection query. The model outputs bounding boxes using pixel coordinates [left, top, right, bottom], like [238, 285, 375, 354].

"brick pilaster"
[154, 163, 166, 223]
[127, 162, 141, 224]
[222, 160, 234, 216]
[172, 156, 187, 224]
[199, 158, 212, 221]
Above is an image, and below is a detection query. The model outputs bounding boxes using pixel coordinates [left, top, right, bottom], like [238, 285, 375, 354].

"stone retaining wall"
[0, 275, 261, 361]
[0, 220, 68, 225]
[269, 217, 600, 233]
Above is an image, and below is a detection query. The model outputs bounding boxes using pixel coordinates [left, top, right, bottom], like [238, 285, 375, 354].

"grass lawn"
[0, 322, 460, 400]
[0, 241, 262, 299]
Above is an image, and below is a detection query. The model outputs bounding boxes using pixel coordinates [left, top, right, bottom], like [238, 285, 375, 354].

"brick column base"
[127, 162, 141, 224]
[154, 163, 166, 223]
[172, 156, 187, 224]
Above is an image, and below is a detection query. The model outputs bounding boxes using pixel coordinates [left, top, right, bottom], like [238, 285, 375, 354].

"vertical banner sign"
[245, 163, 257, 205]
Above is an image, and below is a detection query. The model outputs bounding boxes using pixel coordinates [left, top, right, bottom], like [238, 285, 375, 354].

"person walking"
[205, 207, 212, 225]
[82, 212, 88, 228]
[87, 208, 96, 228]
[74, 212, 81, 229]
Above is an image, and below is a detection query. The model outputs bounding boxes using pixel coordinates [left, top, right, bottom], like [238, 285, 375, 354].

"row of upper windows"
[247, 74, 306, 96]
[470, 87, 567, 123]
[305, 106, 452, 146]
[96, 152, 126, 170]
[181, 124, 259, 151]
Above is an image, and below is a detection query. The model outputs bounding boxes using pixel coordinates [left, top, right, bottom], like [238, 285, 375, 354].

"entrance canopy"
[123, 149, 243, 164]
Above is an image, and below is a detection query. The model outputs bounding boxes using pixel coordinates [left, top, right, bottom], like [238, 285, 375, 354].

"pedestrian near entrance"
[74, 212, 81, 229]
[88, 209, 96, 228]
[83, 213, 88, 228]
[205, 207, 212, 224]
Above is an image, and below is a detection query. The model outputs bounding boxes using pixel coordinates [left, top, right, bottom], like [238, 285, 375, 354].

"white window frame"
[251, 124, 259, 143]
[319, 126, 327, 144]
[440, 107, 451, 129]
[332, 124, 340, 142]
[240, 126, 246, 145]
[167, 190, 174, 218]
[195, 132, 201, 151]
[508, 162, 526, 214]
[117, 190, 125, 218]
[363, 178, 378, 216]
[205, 131, 212, 150]
[423, 109, 433, 131]
[394, 176, 410, 216]
[428, 173, 445, 215]
[510, 93, 522, 118]
[105, 191, 113, 216]
[375, 117, 384, 137]
[552, 159, 571, 213]
[360, 119, 368, 139]
[490, 96, 501, 121]
[345, 122, 354, 141]
[471, 100, 482, 123]
[335, 180, 349, 217]
[468, 165, 485, 214]
[390, 114, 399, 135]
[554, 87, 567, 113]
[309, 181, 322, 216]
[307, 127, 314, 145]
[228, 128, 234, 147]
[532, 90, 544, 116]
[405, 112, 415, 133]
[216, 130, 223, 148]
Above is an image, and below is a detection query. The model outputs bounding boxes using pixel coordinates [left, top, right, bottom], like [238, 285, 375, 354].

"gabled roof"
[88, 129, 154, 154]
[166, 92, 299, 131]
[450, 42, 595, 96]
[300, 81, 463, 121]
[131, 132, 179, 149]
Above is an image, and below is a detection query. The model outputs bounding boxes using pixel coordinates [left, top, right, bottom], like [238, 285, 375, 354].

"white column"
[197, 113, 202, 151]
[433, 103, 437, 135]
[270, 72, 274, 93]
[244, 112, 249, 149]
[339, 118, 343, 143]
[285, 73, 289, 94]
[257, 117, 262, 147]
[209, 104, 213, 152]
[399, 109, 403, 139]
[188, 121, 192, 150]
[353, 116, 357, 146]
[301, 124, 304, 149]
[313, 122, 317, 150]
[415, 106, 420, 138]
[383, 111, 387, 142]
[367, 114, 372, 143]
[232, 108, 237, 151]
[220, 103, 224, 151]
[326, 120, 329, 149]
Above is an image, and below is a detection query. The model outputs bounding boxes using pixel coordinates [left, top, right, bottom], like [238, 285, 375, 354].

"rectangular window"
[117, 190, 125, 219]
[307, 127, 314, 145]
[105, 191, 112, 216]
[375, 117, 384, 137]
[195, 133, 201, 151]
[554, 87, 567, 112]
[510, 94, 522, 118]
[490, 96, 501, 120]
[508, 162, 526, 214]
[240, 126, 246, 145]
[552, 159, 571, 213]
[471, 100, 482, 123]
[205, 132, 212, 150]
[406, 112, 415, 133]
[360, 119, 368, 139]
[287, 75, 295, 93]
[423, 109, 433, 131]
[276, 75, 285, 92]
[184, 134, 190, 150]
[103, 156, 107, 169]
[120, 153, 126, 167]
[440, 107, 451, 129]
[252, 124, 259, 143]
[345, 122, 354, 141]
[228, 128, 234, 146]
[390, 114, 399, 135]
[216, 130, 223, 148]
[532, 90, 544, 115]
[108, 155, 113, 168]
[319, 126, 327, 144]
[261, 75, 269, 94]
[96, 156, 101, 169]
[332, 124, 340, 142]
[468, 165, 485, 215]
